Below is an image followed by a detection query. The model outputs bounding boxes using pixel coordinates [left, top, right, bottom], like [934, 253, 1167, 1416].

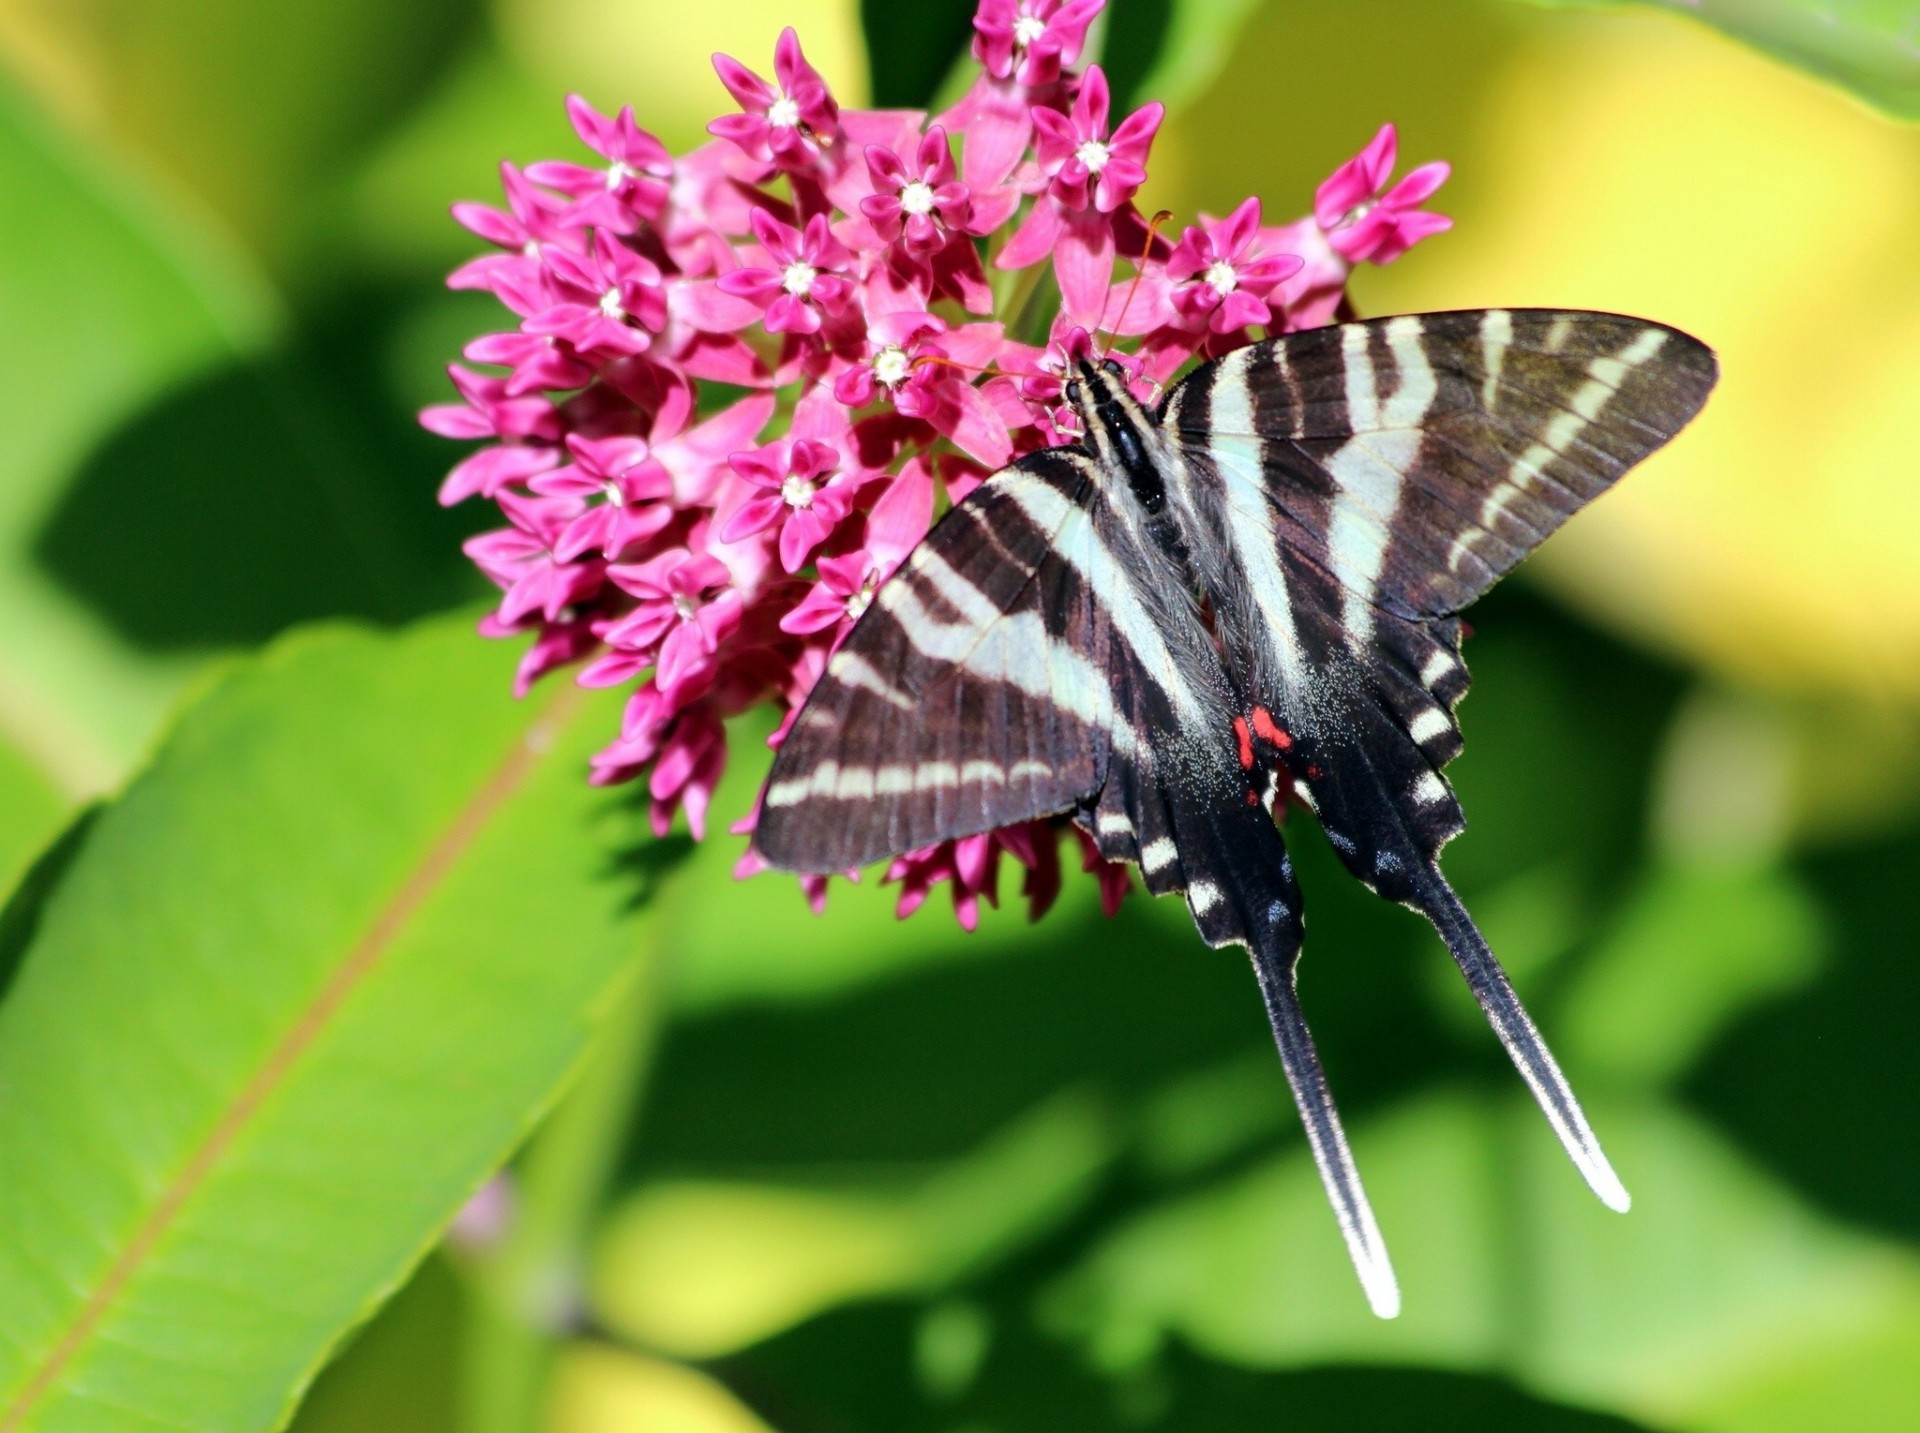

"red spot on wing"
[1232, 716, 1254, 770]
[1246, 788, 1260, 805]
[1250, 706, 1291, 749]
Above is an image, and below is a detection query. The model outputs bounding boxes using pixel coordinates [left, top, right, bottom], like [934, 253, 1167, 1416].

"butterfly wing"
[756, 449, 1113, 873]
[1162, 309, 1716, 1209]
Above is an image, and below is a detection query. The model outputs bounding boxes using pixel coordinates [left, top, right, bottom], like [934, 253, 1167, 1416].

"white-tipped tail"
[1421, 867, 1631, 1215]
[1248, 945, 1402, 1319]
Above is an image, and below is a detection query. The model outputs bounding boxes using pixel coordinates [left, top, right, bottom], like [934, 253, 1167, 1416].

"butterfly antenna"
[1247, 935, 1400, 1319]
[1417, 866, 1631, 1213]
[1100, 209, 1174, 360]
[910, 353, 1017, 381]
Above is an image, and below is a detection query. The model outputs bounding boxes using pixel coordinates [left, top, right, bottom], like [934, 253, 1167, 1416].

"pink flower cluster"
[424, 2, 1451, 928]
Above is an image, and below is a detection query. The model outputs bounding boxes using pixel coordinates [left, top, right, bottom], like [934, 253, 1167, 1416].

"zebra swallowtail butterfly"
[754, 308, 1717, 1317]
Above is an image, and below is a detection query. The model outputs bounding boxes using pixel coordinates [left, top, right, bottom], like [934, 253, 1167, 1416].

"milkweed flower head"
[425, 2, 1452, 928]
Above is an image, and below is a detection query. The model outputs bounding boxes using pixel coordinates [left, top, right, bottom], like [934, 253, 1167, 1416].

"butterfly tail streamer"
[1416, 867, 1631, 1214]
[1247, 933, 1401, 1319]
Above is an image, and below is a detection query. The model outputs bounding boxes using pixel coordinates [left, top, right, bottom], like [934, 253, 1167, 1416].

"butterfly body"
[755, 310, 1717, 1317]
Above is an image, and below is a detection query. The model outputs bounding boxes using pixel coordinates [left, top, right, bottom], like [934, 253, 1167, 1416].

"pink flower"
[529, 434, 677, 561]
[1166, 198, 1304, 335]
[721, 437, 857, 572]
[1000, 67, 1162, 323]
[861, 127, 971, 251]
[528, 96, 673, 232]
[525, 230, 666, 357]
[603, 549, 744, 694]
[449, 163, 578, 295]
[423, 366, 562, 505]
[718, 210, 855, 335]
[781, 550, 883, 635]
[972, 0, 1103, 86]
[1314, 123, 1452, 266]
[710, 27, 839, 168]
[1030, 67, 1160, 215]
[424, 19, 1454, 927]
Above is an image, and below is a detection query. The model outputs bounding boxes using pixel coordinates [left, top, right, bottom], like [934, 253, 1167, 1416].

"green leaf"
[0, 612, 667, 1432]
[0, 77, 276, 794]
[1557, 860, 1827, 1086]
[591, 1091, 1115, 1357]
[1130, 0, 1267, 113]
[1045, 1088, 1920, 1428]
[1512, 1, 1920, 120]
[1, 0, 483, 268]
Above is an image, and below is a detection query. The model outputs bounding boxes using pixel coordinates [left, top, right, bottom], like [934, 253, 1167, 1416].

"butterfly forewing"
[756, 449, 1112, 873]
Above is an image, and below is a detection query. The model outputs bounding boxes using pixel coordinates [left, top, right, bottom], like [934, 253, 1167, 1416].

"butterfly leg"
[1247, 932, 1401, 1319]
[1416, 866, 1630, 1213]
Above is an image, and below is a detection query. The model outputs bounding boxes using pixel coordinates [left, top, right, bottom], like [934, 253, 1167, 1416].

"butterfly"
[753, 309, 1717, 1316]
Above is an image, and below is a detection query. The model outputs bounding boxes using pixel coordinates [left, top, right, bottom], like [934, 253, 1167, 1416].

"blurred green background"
[1, 1, 1918, 1430]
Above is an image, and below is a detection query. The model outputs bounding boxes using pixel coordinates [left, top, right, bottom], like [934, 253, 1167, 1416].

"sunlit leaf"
[0, 613, 663, 1432]
[1512, 0, 1920, 119]
[591, 1092, 1114, 1357]
[545, 1345, 774, 1433]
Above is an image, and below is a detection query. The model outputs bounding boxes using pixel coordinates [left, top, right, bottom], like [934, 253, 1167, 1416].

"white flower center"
[873, 345, 911, 387]
[781, 261, 818, 297]
[602, 480, 626, 507]
[767, 94, 801, 129]
[780, 472, 817, 508]
[1075, 139, 1110, 174]
[599, 288, 627, 320]
[900, 180, 936, 217]
[672, 593, 698, 620]
[522, 239, 541, 258]
[1013, 14, 1046, 47]
[1204, 260, 1238, 296]
[606, 160, 634, 191]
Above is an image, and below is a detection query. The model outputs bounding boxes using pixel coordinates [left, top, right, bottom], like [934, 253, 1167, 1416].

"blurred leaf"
[1136, 1050, 1292, 1181]
[1131, 0, 1265, 112]
[0, 0, 482, 268]
[495, 0, 870, 157]
[286, 1255, 463, 1433]
[0, 613, 664, 1432]
[1687, 821, 1920, 1243]
[1045, 1091, 1509, 1372]
[0, 76, 275, 792]
[591, 1092, 1113, 1358]
[1047, 1088, 1920, 1428]
[1512, 0, 1920, 119]
[1558, 860, 1826, 1085]
[859, 0, 975, 107]
[544, 1345, 774, 1433]
[0, 734, 67, 900]
[343, 45, 583, 277]
[32, 283, 490, 656]
[1321, 8, 1920, 706]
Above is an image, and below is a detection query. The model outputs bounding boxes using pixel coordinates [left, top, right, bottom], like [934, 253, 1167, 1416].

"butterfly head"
[1065, 356, 1145, 435]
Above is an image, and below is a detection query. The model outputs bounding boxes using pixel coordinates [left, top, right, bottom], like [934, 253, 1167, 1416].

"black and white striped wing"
[1163, 309, 1716, 1214]
[755, 449, 1116, 873]
[1173, 309, 1718, 623]
[1163, 308, 1716, 873]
